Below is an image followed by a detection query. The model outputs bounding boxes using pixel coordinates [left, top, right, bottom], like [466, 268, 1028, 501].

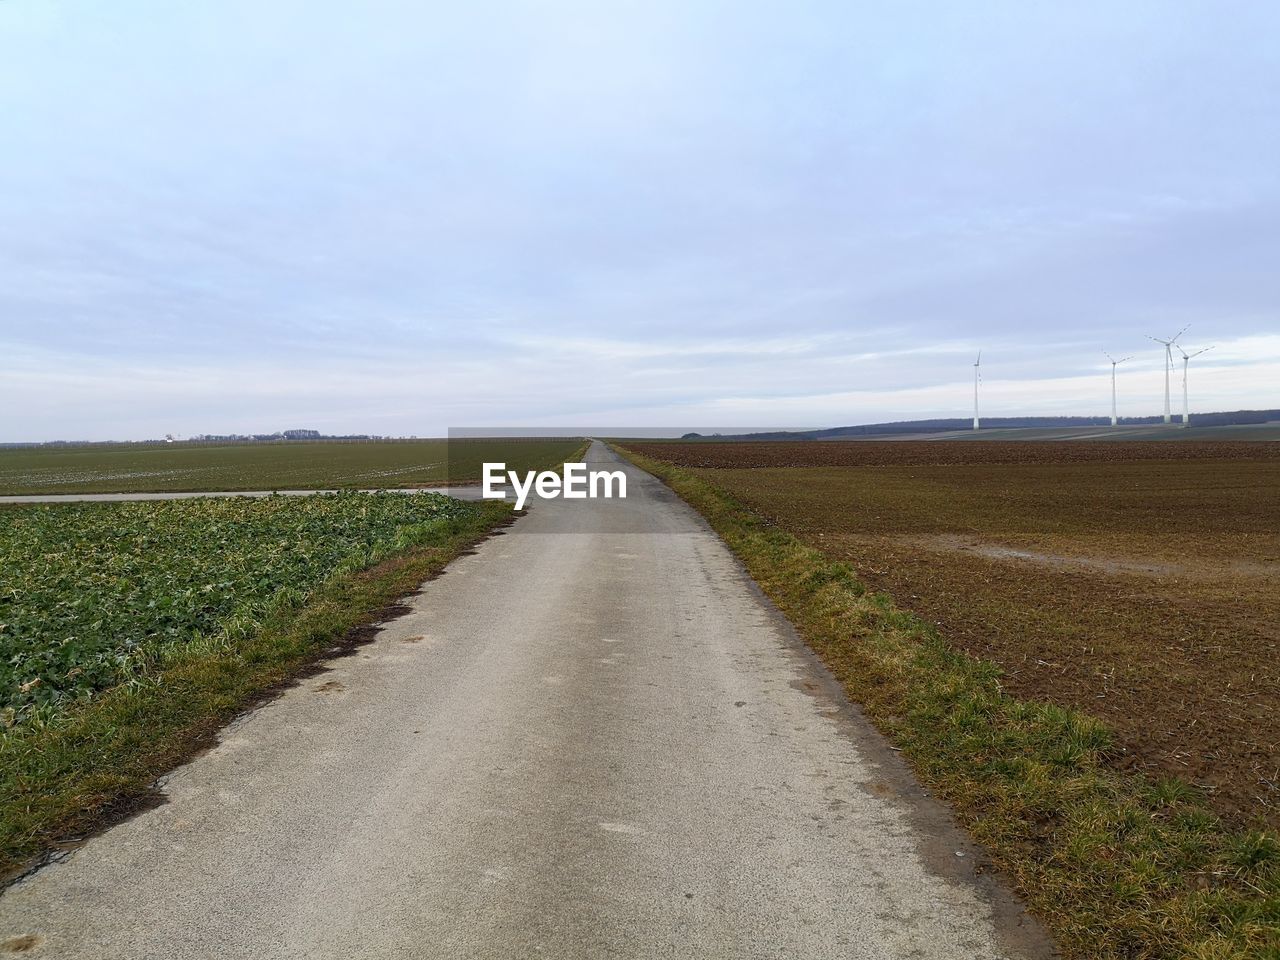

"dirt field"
[632, 438, 1280, 467]
[626, 441, 1280, 827]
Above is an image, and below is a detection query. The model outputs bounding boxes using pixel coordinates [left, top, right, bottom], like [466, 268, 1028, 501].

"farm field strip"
[629, 438, 1280, 468]
[0, 439, 584, 495]
[0, 492, 489, 725]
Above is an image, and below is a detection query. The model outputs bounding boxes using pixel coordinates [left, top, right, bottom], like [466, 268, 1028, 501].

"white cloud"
[1, 0, 1279, 439]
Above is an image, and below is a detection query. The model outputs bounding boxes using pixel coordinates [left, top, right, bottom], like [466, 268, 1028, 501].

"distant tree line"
[189, 429, 382, 442]
[1, 430, 409, 448]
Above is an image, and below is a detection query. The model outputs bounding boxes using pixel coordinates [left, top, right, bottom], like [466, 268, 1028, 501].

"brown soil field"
[626, 441, 1280, 827]
[630, 438, 1280, 468]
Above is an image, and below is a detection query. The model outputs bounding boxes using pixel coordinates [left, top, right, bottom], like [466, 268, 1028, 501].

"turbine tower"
[1147, 326, 1188, 424]
[972, 351, 981, 431]
[1104, 352, 1133, 427]
[1176, 344, 1213, 428]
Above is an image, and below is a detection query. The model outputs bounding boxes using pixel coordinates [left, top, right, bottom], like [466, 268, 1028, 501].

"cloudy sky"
[2, 0, 1278, 440]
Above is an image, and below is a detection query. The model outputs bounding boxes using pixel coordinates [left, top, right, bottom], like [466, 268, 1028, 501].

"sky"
[2, 0, 1278, 440]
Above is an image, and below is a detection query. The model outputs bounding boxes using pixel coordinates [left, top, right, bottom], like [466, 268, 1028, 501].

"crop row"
[0, 492, 483, 724]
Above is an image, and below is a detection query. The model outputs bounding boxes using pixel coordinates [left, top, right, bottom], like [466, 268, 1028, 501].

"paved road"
[0, 443, 1050, 959]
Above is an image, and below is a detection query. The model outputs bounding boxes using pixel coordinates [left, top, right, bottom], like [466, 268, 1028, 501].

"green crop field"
[0, 490, 513, 874]
[0, 438, 584, 496]
[0, 492, 488, 725]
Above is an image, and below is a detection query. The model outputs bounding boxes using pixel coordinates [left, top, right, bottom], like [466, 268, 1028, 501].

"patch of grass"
[0, 498, 512, 879]
[617, 445, 1280, 959]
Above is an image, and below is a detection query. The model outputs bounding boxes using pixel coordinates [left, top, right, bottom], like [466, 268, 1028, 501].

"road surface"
[0, 442, 1051, 958]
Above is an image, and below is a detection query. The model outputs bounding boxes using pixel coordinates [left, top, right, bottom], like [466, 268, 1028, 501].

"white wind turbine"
[972, 351, 981, 431]
[1147, 325, 1188, 424]
[1104, 352, 1133, 427]
[1176, 344, 1214, 427]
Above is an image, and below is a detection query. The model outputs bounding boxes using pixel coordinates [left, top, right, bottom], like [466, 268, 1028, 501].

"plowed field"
[625, 441, 1280, 827]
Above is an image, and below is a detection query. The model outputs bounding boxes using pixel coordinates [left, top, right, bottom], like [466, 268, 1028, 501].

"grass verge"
[617, 446, 1280, 960]
[0, 499, 512, 880]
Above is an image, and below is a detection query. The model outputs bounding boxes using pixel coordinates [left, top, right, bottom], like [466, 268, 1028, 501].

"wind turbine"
[1104, 352, 1133, 427]
[972, 351, 981, 431]
[1176, 344, 1213, 428]
[1147, 325, 1188, 424]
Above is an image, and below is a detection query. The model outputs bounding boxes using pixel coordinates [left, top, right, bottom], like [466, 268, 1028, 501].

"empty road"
[0, 442, 1050, 958]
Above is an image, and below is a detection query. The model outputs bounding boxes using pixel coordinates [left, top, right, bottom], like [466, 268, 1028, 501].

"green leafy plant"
[1, 492, 477, 725]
